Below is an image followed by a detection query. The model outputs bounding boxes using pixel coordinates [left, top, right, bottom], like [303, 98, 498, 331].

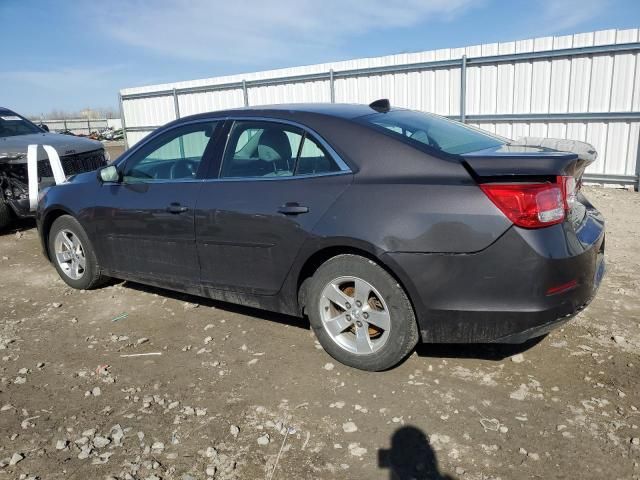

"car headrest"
[257, 128, 292, 162]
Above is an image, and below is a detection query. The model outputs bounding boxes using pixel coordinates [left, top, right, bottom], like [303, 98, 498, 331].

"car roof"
[0, 107, 16, 115]
[182, 103, 392, 122]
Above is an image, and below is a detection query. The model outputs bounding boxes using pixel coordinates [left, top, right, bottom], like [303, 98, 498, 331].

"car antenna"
[369, 99, 391, 113]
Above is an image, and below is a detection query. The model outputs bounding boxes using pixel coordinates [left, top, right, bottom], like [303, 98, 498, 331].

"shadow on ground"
[123, 280, 311, 331]
[0, 218, 36, 236]
[415, 336, 545, 361]
[378, 425, 456, 480]
[124, 280, 543, 362]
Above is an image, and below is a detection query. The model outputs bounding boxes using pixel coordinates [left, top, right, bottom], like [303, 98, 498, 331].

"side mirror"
[98, 165, 121, 183]
[39, 123, 50, 132]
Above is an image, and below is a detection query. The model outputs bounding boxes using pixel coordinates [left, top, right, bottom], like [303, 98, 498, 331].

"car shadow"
[414, 336, 545, 361]
[0, 218, 36, 236]
[121, 280, 311, 331]
[378, 425, 456, 480]
[121, 281, 544, 360]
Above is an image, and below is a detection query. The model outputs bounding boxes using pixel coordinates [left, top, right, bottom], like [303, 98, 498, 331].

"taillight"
[480, 175, 575, 229]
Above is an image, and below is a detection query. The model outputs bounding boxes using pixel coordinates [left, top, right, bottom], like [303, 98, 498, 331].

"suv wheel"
[307, 254, 419, 371]
[48, 215, 108, 290]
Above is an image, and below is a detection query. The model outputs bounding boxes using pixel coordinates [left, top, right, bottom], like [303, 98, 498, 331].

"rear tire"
[0, 198, 13, 231]
[306, 254, 419, 371]
[48, 215, 108, 290]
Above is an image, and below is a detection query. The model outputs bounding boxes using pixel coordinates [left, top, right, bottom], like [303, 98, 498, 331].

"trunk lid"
[461, 138, 596, 183]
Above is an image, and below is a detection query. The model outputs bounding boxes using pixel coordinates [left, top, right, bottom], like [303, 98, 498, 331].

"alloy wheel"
[319, 275, 391, 355]
[54, 229, 86, 280]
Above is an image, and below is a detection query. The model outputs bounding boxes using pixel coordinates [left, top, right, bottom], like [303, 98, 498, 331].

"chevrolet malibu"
[36, 101, 605, 371]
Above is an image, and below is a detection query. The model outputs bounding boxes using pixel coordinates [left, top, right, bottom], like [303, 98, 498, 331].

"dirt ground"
[0, 186, 639, 480]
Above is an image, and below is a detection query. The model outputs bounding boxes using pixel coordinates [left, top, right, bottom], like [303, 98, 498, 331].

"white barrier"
[120, 28, 640, 188]
[27, 144, 66, 211]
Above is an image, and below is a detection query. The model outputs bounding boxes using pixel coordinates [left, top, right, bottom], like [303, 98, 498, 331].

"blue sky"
[1, 0, 638, 116]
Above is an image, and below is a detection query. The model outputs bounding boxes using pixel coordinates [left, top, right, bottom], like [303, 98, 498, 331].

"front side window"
[123, 122, 218, 181]
[221, 121, 341, 178]
[359, 110, 504, 155]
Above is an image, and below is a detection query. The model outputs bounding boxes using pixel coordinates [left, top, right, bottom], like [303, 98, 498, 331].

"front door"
[195, 119, 352, 295]
[92, 120, 221, 287]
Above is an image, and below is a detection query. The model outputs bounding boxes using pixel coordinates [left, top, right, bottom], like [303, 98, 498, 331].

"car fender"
[37, 182, 98, 261]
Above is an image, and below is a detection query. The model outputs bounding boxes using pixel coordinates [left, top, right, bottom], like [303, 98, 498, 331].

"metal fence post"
[118, 93, 128, 149]
[242, 80, 249, 107]
[635, 130, 640, 192]
[329, 69, 335, 103]
[460, 55, 467, 123]
[172, 88, 180, 119]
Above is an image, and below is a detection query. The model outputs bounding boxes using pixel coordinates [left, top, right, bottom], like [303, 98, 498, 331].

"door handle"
[278, 203, 309, 215]
[167, 203, 189, 214]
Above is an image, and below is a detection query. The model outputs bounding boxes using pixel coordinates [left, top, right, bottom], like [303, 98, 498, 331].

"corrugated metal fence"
[38, 118, 123, 136]
[120, 28, 640, 189]
[42, 118, 108, 136]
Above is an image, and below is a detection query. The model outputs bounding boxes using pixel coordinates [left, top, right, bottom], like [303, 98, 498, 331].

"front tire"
[307, 254, 419, 371]
[48, 215, 108, 290]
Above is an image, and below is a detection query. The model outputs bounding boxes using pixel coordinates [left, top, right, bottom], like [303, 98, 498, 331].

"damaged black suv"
[0, 107, 109, 230]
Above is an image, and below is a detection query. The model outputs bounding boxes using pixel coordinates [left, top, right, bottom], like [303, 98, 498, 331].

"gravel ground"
[0, 186, 639, 480]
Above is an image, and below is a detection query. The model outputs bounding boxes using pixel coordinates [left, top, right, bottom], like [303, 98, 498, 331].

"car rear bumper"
[384, 205, 605, 343]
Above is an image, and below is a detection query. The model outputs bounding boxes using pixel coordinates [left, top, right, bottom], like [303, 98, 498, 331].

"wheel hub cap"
[54, 229, 86, 281]
[319, 275, 391, 355]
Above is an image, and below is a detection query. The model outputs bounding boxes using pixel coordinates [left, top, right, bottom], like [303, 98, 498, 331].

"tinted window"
[123, 122, 218, 181]
[359, 110, 504, 155]
[221, 121, 303, 178]
[295, 135, 340, 175]
[0, 113, 42, 137]
[221, 121, 344, 179]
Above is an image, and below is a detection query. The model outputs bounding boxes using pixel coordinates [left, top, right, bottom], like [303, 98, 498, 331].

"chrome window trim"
[204, 170, 351, 183]
[116, 178, 205, 185]
[104, 170, 351, 186]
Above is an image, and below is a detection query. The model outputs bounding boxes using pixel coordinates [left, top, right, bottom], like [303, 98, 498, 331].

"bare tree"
[30, 107, 119, 121]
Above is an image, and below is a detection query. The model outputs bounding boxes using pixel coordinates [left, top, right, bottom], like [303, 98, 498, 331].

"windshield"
[0, 113, 42, 138]
[358, 110, 504, 155]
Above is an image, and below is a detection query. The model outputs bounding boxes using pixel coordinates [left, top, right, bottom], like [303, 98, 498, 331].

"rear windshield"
[358, 110, 504, 155]
[0, 113, 42, 138]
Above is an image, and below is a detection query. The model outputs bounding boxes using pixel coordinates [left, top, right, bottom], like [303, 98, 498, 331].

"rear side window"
[359, 110, 504, 155]
[295, 135, 340, 175]
[221, 121, 341, 178]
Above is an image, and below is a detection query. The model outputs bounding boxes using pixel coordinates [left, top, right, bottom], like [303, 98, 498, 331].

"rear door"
[195, 119, 352, 295]
[92, 120, 221, 287]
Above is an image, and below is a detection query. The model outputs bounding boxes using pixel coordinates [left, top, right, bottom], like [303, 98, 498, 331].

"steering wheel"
[170, 159, 198, 179]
